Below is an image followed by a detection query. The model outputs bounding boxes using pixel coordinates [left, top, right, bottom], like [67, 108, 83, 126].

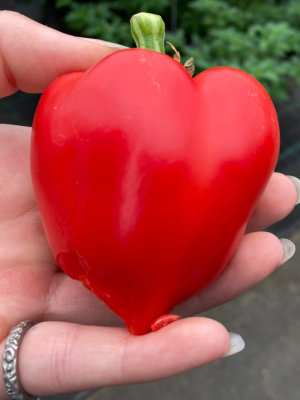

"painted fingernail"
[99, 40, 128, 49]
[222, 332, 245, 357]
[280, 238, 296, 265]
[80, 37, 128, 49]
[287, 175, 300, 205]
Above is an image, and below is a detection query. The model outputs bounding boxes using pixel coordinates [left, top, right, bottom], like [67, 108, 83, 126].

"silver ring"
[2, 320, 39, 400]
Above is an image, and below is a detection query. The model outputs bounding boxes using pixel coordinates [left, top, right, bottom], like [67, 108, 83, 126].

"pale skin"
[0, 11, 298, 398]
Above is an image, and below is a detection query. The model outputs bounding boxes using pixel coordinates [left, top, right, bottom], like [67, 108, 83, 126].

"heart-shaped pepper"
[31, 13, 279, 334]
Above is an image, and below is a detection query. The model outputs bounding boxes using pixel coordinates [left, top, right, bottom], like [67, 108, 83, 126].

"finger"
[246, 172, 299, 232]
[0, 11, 124, 97]
[42, 231, 288, 326]
[174, 231, 291, 316]
[39, 175, 298, 325]
[0, 319, 232, 397]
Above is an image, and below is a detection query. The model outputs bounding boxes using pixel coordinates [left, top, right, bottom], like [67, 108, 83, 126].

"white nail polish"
[80, 37, 128, 49]
[98, 40, 129, 49]
[287, 175, 300, 205]
[222, 332, 245, 358]
[280, 238, 296, 265]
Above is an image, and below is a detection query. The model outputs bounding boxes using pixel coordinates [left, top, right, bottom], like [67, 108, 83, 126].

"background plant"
[38, 0, 300, 101]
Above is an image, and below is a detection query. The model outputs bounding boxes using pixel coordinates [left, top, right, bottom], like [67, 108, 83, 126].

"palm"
[0, 123, 295, 341]
[0, 124, 123, 339]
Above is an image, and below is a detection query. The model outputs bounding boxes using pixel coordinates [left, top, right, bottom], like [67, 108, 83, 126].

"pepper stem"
[130, 12, 165, 53]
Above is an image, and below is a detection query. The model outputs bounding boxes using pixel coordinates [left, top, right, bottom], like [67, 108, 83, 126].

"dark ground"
[1, 1, 300, 399]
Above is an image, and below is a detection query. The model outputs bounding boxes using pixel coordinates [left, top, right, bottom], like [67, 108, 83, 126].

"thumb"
[0, 11, 126, 97]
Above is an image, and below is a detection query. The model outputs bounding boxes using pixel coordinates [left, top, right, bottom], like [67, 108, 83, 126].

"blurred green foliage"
[47, 0, 300, 100]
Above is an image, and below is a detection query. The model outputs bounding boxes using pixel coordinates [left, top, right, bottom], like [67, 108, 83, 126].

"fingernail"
[222, 332, 245, 357]
[99, 40, 129, 49]
[287, 175, 300, 205]
[80, 37, 129, 49]
[280, 238, 296, 265]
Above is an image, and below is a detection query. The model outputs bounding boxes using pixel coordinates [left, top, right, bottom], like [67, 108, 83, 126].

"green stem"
[130, 12, 165, 54]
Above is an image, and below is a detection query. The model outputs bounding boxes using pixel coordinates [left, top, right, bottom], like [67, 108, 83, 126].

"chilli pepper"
[31, 13, 280, 334]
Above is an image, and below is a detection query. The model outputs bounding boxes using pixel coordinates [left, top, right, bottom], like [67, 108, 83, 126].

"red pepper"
[31, 13, 279, 334]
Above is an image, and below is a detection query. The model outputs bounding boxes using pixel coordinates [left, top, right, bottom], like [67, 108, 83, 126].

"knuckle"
[48, 325, 84, 392]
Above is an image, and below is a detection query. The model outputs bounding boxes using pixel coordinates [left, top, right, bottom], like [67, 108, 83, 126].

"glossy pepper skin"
[31, 49, 279, 334]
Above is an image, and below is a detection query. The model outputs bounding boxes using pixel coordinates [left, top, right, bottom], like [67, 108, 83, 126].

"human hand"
[0, 11, 298, 398]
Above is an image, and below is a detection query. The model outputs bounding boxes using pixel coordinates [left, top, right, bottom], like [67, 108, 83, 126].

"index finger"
[0, 11, 123, 98]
